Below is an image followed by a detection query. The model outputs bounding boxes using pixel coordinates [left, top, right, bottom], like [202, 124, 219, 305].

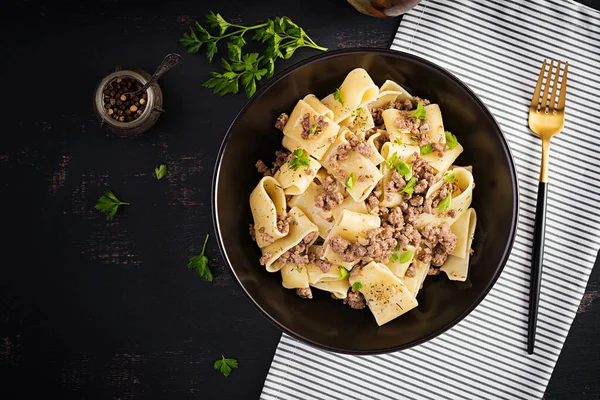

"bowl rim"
[211, 47, 519, 355]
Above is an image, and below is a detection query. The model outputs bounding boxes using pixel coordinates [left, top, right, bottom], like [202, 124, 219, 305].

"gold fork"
[527, 59, 568, 355]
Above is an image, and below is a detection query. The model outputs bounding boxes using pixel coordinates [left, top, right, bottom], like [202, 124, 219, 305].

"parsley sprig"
[352, 282, 362, 291]
[181, 13, 327, 97]
[95, 190, 129, 218]
[445, 131, 459, 150]
[155, 164, 168, 180]
[385, 153, 413, 181]
[214, 355, 238, 377]
[188, 234, 213, 281]
[289, 149, 310, 171]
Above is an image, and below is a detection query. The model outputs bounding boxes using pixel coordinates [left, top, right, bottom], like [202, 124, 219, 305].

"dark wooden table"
[1, 0, 598, 398]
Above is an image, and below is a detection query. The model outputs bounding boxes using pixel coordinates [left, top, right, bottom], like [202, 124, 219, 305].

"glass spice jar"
[94, 68, 163, 136]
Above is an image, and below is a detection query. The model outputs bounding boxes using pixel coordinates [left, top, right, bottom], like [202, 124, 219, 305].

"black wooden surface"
[1, 0, 599, 399]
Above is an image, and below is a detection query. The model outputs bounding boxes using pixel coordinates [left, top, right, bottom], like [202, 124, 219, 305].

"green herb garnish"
[390, 253, 399, 263]
[339, 267, 349, 280]
[188, 234, 213, 281]
[214, 355, 238, 377]
[334, 87, 344, 106]
[309, 124, 318, 134]
[181, 14, 327, 97]
[445, 131, 459, 150]
[155, 164, 168, 180]
[385, 153, 413, 181]
[345, 173, 355, 190]
[420, 144, 433, 155]
[398, 250, 413, 264]
[352, 282, 363, 291]
[94, 190, 129, 218]
[401, 177, 417, 195]
[409, 101, 427, 119]
[438, 195, 452, 212]
[445, 173, 455, 183]
[395, 138, 402, 145]
[296, 267, 303, 273]
[289, 149, 310, 171]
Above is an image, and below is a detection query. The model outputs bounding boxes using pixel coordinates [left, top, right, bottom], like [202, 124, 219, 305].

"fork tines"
[530, 59, 569, 114]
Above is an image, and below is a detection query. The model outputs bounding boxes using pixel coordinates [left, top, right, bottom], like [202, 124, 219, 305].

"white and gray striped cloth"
[261, 1, 600, 399]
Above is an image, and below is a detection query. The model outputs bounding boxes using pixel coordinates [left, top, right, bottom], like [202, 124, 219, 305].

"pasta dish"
[248, 68, 476, 326]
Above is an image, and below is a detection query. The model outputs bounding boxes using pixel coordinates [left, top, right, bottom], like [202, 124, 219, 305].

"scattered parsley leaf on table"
[214, 355, 238, 377]
[94, 190, 129, 218]
[180, 13, 327, 97]
[188, 234, 213, 281]
[155, 164, 167, 180]
[289, 149, 310, 171]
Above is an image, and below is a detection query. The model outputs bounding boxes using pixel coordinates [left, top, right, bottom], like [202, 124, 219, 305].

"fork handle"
[527, 180, 548, 354]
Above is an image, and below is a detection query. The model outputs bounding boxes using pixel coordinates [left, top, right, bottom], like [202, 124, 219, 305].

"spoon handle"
[139, 53, 182, 93]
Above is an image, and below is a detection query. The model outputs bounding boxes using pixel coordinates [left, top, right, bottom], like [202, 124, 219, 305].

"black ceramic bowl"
[212, 48, 518, 354]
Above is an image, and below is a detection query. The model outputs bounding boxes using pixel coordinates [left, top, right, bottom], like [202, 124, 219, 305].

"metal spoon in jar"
[124, 53, 182, 96]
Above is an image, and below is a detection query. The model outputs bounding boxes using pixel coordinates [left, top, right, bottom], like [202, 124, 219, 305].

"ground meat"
[422, 198, 433, 214]
[277, 232, 316, 266]
[386, 171, 406, 194]
[305, 168, 314, 176]
[370, 106, 385, 125]
[255, 149, 293, 177]
[328, 227, 397, 264]
[364, 128, 377, 139]
[387, 206, 404, 228]
[343, 289, 367, 310]
[447, 209, 456, 218]
[418, 246, 432, 264]
[428, 266, 441, 275]
[315, 191, 344, 211]
[249, 223, 256, 241]
[296, 287, 313, 299]
[274, 112, 289, 130]
[414, 178, 428, 194]
[327, 143, 351, 168]
[392, 98, 414, 111]
[314, 173, 344, 211]
[394, 224, 421, 250]
[357, 142, 372, 158]
[419, 120, 431, 135]
[300, 113, 328, 139]
[315, 259, 332, 273]
[412, 155, 437, 187]
[421, 223, 458, 267]
[405, 264, 416, 278]
[413, 96, 431, 106]
[431, 142, 446, 157]
[410, 195, 424, 207]
[259, 252, 272, 266]
[431, 181, 456, 208]
[262, 232, 274, 246]
[277, 214, 292, 234]
[367, 194, 380, 213]
[403, 205, 421, 224]
[395, 116, 421, 133]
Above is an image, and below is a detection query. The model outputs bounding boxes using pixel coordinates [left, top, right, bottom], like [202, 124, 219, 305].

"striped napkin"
[261, 1, 600, 399]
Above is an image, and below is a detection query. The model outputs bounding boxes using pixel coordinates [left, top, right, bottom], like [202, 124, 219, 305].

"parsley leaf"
[420, 144, 433, 155]
[296, 267, 303, 273]
[339, 267, 349, 280]
[181, 14, 327, 97]
[333, 88, 344, 106]
[409, 101, 427, 119]
[390, 253, 399, 263]
[214, 355, 238, 377]
[352, 282, 363, 291]
[401, 177, 417, 195]
[289, 149, 310, 171]
[398, 250, 413, 264]
[394, 242, 401, 252]
[410, 136, 418, 141]
[155, 164, 167, 180]
[445, 131, 459, 150]
[385, 153, 413, 180]
[345, 173, 355, 190]
[438, 195, 452, 212]
[445, 173, 455, 183]
[309, 124, 318, 134]
[188, 234, 213, 281]
[94, 190, 129, 218]
[395, 138, 402, 145]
